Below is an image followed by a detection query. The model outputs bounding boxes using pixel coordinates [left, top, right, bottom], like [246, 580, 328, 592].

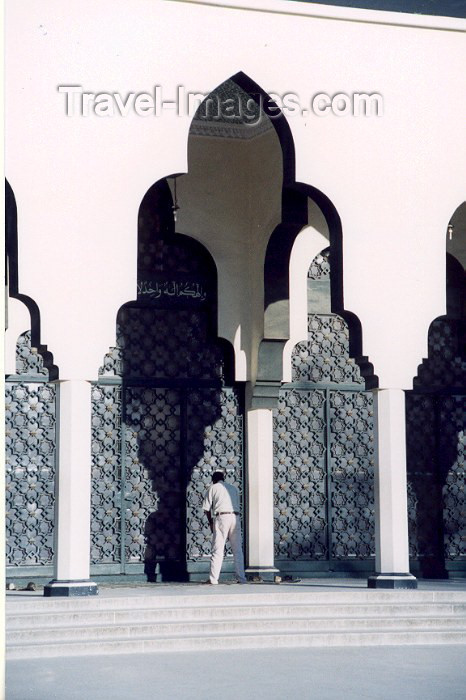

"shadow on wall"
[406, 252, 466, 578]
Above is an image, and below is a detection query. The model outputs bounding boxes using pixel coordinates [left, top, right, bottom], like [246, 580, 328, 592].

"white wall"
[4, 300, 31, 375]
[6, 0, 466, 387]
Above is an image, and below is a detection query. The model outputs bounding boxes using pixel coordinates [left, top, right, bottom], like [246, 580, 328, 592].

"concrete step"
[7, 589, 466, 658]
[6, 588, 466, 613]
[7, 602, 466, 629]
[7, 629, 466, 659]
[8, 614, 466, 645]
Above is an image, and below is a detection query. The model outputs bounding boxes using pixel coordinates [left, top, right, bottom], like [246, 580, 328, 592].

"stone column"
[44, 380, 98, 596]
[368, 388, 417, 589]
[245, 408, 279, 581]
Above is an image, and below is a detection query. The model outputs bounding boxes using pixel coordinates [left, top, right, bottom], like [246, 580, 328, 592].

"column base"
[246, 567, 280, 583]
[44, 579, 99, 597]
[368, 573, 417, 589]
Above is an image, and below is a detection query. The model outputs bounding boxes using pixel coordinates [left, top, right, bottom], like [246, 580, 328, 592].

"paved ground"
[7, 645, 466, 700]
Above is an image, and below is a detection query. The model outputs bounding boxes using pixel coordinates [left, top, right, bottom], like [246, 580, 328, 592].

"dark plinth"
[245, 567, 280, 583]
[44, 579, 99, 597]
[368, 573, 417, 589]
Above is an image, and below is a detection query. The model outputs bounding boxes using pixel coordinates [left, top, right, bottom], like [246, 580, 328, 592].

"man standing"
[202, 469, 247, 584]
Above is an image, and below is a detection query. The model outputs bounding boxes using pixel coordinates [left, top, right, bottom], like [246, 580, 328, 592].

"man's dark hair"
[212, 471, 225, 484]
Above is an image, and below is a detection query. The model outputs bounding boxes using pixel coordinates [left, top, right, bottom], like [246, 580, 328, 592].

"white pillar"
[368, 388, 417, 589]
[246, 408, 278, 580]
[44, 379, 98, 596]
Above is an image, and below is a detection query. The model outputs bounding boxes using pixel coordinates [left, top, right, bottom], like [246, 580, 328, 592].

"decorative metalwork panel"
[416, 318, 466, 388]
[273, 388, 375, 562]
[93, 210, 243, 576]
[93, 299, 242, 574]
[5, 381, 56, 567]
[308, 248, 330, 281]
[274, 247, 374, 565]
[91, 383, 244, 571]
[406, 392, 465, 565]
[273, 389, 328, 560]
[407, 311, 465, 570]
[99, 308, 224, 381]
[15, 331, 48, 377]
[292, 315, 364, 385]
[186, 388, 243, 561]
[405, 393, 441, 561]
[329, 391, 375, 559]
[124, 387, 182, 564]
[90, 384, 122, 565]
[99, 346, 123, 378]
[439, 394, 465, 561]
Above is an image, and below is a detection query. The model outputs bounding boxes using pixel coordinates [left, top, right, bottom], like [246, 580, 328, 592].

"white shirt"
[202, 481, 240, 515]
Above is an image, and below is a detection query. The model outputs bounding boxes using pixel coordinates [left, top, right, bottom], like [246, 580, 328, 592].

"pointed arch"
[406, 200, 466, 578]
[138, 72, 377, 403]
[228, 71, 296, 186]
[5, 182, 59, 578]
[198, 78, 379, 403]
[5, 180, 58, 379]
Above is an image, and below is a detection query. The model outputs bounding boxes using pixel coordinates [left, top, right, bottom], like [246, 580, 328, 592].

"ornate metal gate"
[5, 331, 57, 577]
[90, 187, 244, 580]
[90, 376, 243, 579]
[406, 316, 465, 576]
[273, 250, 375, 574]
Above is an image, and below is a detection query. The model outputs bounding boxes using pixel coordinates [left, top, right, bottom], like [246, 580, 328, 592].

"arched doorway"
[90, 181, 244, 581]
[273, 248, 376, 577]
[5, 181, 59, 581]
[406, 206, 465, 578]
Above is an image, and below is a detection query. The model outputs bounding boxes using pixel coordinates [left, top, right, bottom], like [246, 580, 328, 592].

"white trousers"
[210, 513, 246, 584]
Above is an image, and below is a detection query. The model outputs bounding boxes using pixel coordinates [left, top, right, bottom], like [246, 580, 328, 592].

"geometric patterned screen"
[406, 314, 466, 572]
[90, 379, 243, 575]
[274, 386, 375, 564]
[5, 331, 57, 572]
[292, 315, 365, 385]
[274, 249, 375, 568]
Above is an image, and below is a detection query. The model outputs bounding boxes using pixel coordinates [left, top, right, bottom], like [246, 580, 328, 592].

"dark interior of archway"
[406, 253, 465, 578]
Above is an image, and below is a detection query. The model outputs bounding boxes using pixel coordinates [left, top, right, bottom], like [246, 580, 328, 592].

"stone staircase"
[6, 588, 466, 658]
